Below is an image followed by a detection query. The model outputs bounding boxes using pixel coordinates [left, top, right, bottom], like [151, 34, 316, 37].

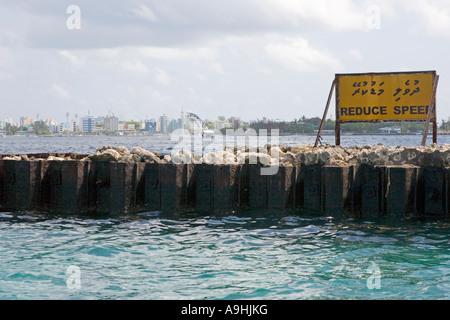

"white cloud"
[3, 1, 450, 123]
[58, 50, 84, 67]
[90, 48, 121, 60]
[121, 60, 150, 73]
[406, 0, 450, 37]
[52, 84, 70, 99]
[252, 0, 368, 31]
[348, 48, 364, 61]
[265, 36, 342, 71]
[193, 72, 207, 81]
[139, 46, 218, 61]
[208, 63, 224, 74]
[155, 68, 170, 84]
[130, 4, 158, 22]
[0, 47, 14, 79]
[150, 89, 167, 102]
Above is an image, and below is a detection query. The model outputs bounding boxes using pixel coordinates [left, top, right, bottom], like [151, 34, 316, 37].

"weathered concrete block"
[5, 155, 450, 218]
[87, 161, 110, 214]
[383, 166, 418, 217]
[0, 160, 4, 209]
[87, 162, 139, 214]
[213, 165, 239, 212]
[144, 162, 161, 211]
[293, 165, 304, 209]
[195, 164, 213, 212]
[185, 163, 196, 209]
[419, 167, 445, 216]
[249, 165, 267, 208]
[322, 166, 352, 216]
[41, 160, 89, 213]
[146, 163, 194, 214]
[160, 164, 188, 213]
[267, 165, 295, 210]
[353, 165, 383, 217]
[446, 168, 450, 217]
[237, 165, 249, 209]
[2, 160, 43, 211]
[109, 162, 138, 214]
[134, 162, 147, 212]
[303, 165, 322, 212]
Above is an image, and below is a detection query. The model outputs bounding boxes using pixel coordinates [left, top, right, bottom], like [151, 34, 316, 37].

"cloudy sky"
[0, 0, 449, 123]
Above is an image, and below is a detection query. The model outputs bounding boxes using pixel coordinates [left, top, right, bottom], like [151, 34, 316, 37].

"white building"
[104, 115, 119, 132]
[159, 115, 168, 133]
[214, 119, 232, 130]
[20, 116, 34, 127]
[379, 127, 401, 134]
[60, 122, 76, 133]
[81, 116, 95, 133]
[184, 111, 203, 134]
[118, 122, 135, 132]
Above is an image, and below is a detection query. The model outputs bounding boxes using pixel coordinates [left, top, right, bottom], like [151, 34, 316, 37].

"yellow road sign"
[337, 71, 436, 122]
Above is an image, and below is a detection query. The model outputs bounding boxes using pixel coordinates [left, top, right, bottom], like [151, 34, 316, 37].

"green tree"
[204, 121, 215, 129]
[249, 119, 288, 133]
[32, 120, 51, 135]
[6, 123, 19, 135]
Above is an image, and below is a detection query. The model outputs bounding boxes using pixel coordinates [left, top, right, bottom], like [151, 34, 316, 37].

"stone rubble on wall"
[3, 143, 450, 167]
[0, 154, 75, 161]
[86, 145, 165, 163]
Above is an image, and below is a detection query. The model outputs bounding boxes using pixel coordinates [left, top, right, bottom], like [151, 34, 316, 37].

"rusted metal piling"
[0, 156, 449, 217]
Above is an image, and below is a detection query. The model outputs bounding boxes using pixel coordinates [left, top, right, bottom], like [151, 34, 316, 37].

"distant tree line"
[440, 119, 450, 131]
[249, 116, 427, 134]
[4, 120, 51, 136]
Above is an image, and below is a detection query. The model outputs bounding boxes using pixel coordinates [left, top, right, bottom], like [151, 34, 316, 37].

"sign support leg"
[335, 122, 341, 146]
[421, 75, 439, 146]
[314, 78, 336, 148]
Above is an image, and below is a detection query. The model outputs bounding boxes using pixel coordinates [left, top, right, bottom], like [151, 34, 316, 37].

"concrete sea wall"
[1, 145, 450, 217]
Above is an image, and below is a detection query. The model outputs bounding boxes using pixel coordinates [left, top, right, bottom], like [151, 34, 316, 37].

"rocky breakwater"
[85, 146, 167, 163]
[3, 144, 450, 168]
[171, 144, 450, 168]
[284, 143, 450, 168]
[2, 144, 450, 216]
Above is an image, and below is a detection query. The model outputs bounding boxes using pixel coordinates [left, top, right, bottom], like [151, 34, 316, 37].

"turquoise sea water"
[1, 135, 449, 300]
[0, 211, 449, 300]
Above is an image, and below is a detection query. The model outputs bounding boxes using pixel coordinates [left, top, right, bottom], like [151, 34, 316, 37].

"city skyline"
[0, 109, 246, 135]
[0, 111, 246, 127]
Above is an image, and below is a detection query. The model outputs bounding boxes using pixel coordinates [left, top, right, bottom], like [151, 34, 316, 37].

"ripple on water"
[0, 211, 450, 299]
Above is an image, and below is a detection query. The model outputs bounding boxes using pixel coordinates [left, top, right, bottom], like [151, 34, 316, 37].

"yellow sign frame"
[337, 71, 436, 122]
[314, 71, 439, 147]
